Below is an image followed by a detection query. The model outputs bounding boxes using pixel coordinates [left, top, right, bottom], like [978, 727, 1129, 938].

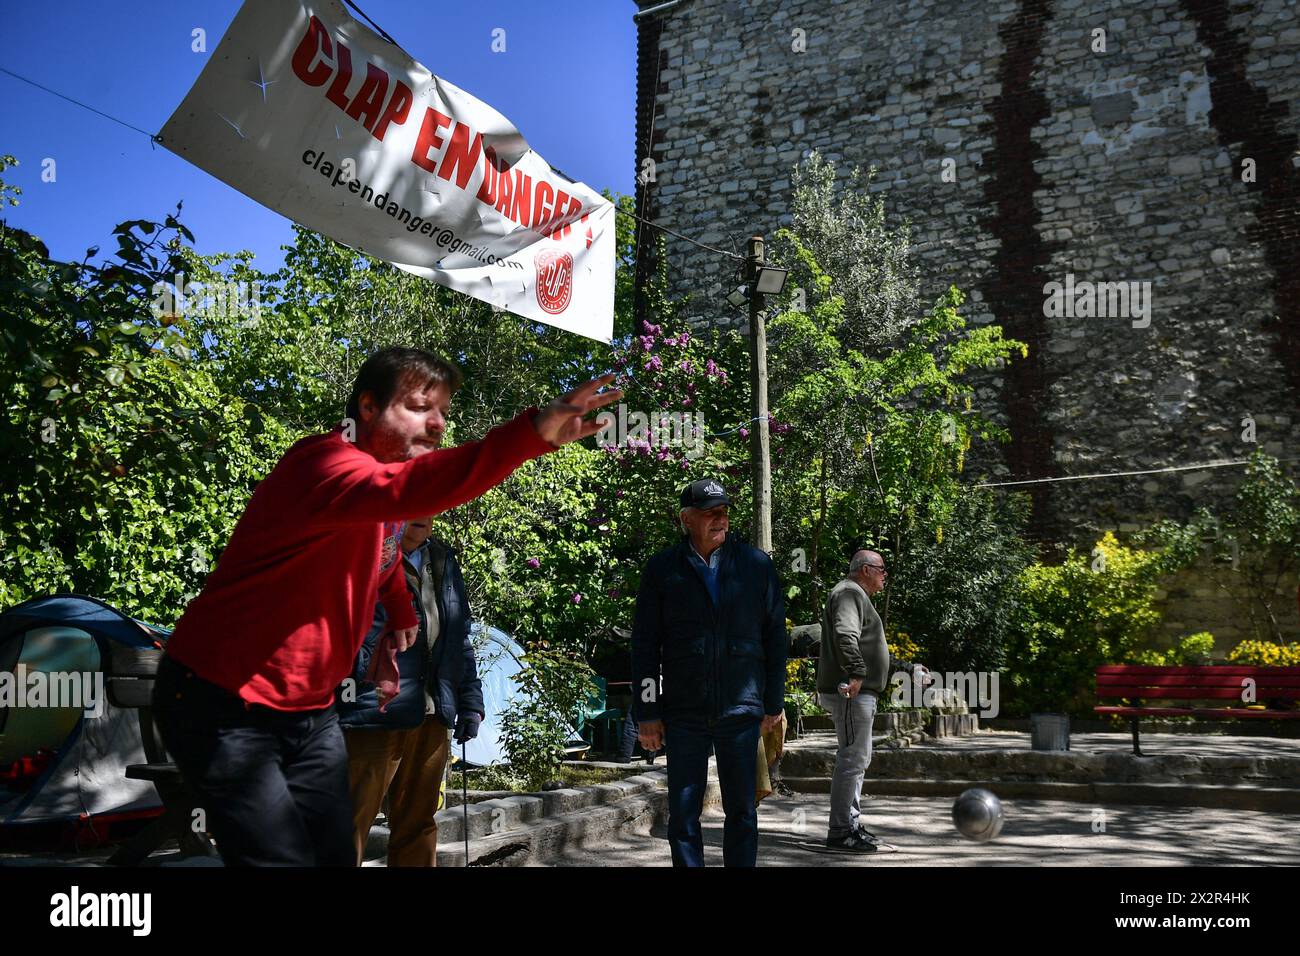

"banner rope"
[339, 0, 402, 49]
[0, 66, 161, 144]
[0, 64, 744, 263]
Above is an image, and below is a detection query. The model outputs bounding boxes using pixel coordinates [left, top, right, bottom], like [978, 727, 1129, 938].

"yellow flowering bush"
[888, 629, 923, 663]
[1226, 640, 1300, 666]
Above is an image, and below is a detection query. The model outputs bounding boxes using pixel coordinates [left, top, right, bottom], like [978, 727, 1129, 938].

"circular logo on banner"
[535, 249, 573, 315]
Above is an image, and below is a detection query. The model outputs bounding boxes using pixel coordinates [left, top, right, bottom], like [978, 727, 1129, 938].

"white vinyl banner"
[160, 0, 614, 342]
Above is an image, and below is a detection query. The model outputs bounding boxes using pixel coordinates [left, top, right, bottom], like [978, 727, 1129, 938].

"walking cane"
[461, 739, 470, 867]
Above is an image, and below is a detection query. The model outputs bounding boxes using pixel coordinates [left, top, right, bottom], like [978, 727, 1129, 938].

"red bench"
[1095, 665, 1300, 755]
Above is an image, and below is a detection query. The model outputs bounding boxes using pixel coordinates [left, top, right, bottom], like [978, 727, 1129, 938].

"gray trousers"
[818, 690, 878, 838]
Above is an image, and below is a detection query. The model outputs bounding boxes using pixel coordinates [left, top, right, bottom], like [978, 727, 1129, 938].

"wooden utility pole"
[746, 235, 773, 554]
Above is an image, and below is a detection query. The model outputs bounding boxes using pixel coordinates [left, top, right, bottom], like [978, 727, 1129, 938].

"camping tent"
[461, 623, 587, 767]
[0, 594, 166, 832]
[2, 599, 584, 828]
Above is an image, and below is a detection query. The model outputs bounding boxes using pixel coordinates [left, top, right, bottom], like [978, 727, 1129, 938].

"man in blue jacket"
[338, 516, 483, 866]
[631, 479, 786, 867]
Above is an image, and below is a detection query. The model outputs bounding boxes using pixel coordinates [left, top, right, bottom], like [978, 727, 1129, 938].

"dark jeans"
[664, 713, 761, 867]
[618, 715, 639, 762]
[152, 655, 354, 866]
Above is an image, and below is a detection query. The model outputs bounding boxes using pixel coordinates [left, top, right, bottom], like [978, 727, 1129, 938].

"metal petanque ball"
[952, 787, 1004, 842]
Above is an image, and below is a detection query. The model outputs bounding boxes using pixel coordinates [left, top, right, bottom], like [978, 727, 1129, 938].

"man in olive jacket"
[816, 550, 929, 851]
[631, 478, 786, 867]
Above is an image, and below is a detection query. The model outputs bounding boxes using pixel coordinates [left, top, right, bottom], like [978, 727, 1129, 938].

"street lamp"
[725, 267, 788, 309]
[753, 265, 788, 296]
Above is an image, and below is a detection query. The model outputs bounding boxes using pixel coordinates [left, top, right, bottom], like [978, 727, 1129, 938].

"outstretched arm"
[306, 374, 623, 525]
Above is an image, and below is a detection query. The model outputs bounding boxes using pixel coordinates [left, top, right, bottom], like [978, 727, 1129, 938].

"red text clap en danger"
[290, 15, 589, 243]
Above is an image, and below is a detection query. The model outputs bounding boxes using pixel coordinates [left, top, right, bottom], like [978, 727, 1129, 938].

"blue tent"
[460, 623, 587, 767]
[0, 594, 167, 829]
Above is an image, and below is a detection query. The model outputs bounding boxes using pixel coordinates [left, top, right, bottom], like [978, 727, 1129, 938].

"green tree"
[889, 490, 1035, 674]
[765, 161, 1025, 630]
[784, 152, 922, 355]
[0, 159, 291, 620]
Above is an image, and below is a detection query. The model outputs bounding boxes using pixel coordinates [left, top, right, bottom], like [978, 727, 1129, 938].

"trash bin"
[1030, 713, 1070, 751]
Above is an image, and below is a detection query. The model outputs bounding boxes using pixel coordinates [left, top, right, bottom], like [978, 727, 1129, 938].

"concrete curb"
[782, 741, 1300, 786]
[363, 765, 726, 866]
[781, 775, 1300, 813]
[983, 717, 1300, 738]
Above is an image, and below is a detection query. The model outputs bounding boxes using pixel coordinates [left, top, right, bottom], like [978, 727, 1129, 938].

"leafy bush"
[1130, 632, 1216, 666]
[1005, 532, 1175, 715]
[497, 646, 595, 791]
[0, 160, 293, 622]
[783, 657, 825, 724]
[887, 630, 923, 664]
[1142, 452, 1300, 643]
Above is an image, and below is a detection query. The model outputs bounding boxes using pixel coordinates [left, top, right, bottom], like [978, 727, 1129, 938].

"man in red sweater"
[153, 347, 620, 865]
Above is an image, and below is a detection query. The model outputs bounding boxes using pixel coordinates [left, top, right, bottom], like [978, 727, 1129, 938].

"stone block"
[1091, 92, 1136, 126]
[538, 787, 590, 816]
[433, 808, 462, 843]
[474, 797, 532, 835]
[460, 802, 503, 839]
[623, 773, 668, 789]
[502, 795, 545, 824]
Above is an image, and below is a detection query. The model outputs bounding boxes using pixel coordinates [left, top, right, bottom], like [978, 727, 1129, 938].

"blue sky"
[0, 0, 638, 271]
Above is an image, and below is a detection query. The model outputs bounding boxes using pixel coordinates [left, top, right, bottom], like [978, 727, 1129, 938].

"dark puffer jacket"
[337, 538, 483, 730]
[631, 532, 786, 723]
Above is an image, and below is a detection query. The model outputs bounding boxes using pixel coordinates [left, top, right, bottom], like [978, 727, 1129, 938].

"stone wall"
[1155, 564, 1299, 648]
[634, 0, 1300, 643]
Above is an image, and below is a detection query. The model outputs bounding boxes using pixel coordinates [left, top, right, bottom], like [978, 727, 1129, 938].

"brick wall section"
[981, 0, 1062, 539]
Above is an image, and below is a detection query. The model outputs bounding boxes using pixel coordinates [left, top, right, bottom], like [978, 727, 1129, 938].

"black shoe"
[854, 826, 883, 846]
[824, 830, 879, 852]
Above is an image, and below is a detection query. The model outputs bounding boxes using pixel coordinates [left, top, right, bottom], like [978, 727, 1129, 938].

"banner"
[159, 0, 614, 342]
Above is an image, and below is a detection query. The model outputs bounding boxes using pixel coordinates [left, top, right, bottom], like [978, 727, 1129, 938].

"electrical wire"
[703, 414, 770, 439]
[972, 456, 1300, 489]
[620, 208, 746, 261]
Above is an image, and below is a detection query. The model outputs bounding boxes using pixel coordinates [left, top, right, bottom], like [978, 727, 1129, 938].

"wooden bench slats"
[1097, 671, 1300, 676]
[1098, 686, 1300, 700]
[1095, 706, 1300, 719]
[1099, 686, 1300, 698]
[1095, 664, 1299, 754]
[1097, 673, 1300, 688]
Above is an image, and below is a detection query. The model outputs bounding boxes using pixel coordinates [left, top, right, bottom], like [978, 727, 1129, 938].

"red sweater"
[166, 409, 553, 710]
